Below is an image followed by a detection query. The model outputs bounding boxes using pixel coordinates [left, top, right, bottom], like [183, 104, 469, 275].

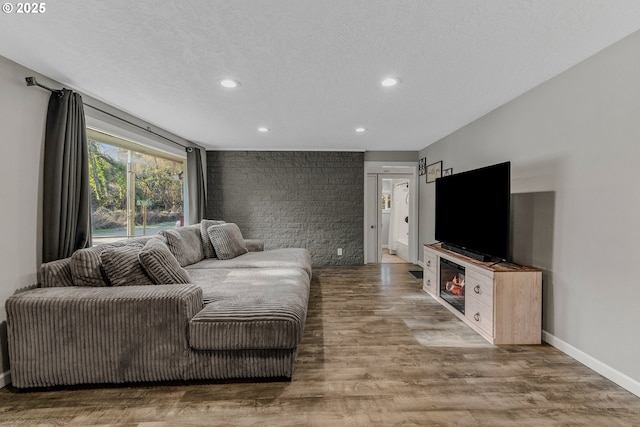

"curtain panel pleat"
[42, 89, 92, 263]
[186, 147, 206, 224]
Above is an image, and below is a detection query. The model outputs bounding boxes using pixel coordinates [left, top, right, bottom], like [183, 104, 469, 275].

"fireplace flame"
[445, 275, 465, 296]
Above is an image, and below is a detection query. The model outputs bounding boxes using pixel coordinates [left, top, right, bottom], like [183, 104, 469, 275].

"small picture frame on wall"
[418, 158, 427, 176]
[443, 168, 453, 177]
[426, 161, 442, 183]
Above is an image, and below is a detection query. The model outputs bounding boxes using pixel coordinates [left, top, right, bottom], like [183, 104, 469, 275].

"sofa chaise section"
[185, 268, 311, 381]
[188, 268, 311, 350]
[6, 284, 202, 388]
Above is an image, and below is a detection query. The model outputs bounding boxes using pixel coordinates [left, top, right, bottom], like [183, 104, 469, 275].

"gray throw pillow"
[138, 239, 191, 284]
[200, 219, 225, 259]
[158, 226, 204, 267]
[70, 241, 145, 287]
[100, 245, 154, 287]
[70, 242, 128, 287]
[206, 223, 249, 260]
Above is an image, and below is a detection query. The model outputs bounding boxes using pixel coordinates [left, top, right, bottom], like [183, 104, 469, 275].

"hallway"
[380, 248, 409, 264]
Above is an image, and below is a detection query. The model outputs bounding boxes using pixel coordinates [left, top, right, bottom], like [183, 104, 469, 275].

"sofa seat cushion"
[188, 268, 310, 350]
[185, 248, 312, 278]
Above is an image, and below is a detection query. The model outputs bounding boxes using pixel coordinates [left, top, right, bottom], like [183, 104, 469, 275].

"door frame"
[364, 161, 419, 264]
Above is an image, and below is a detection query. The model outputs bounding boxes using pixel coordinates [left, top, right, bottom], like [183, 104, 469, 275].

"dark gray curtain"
[186, 147, 206, 224]
[42, 89, 92, 263]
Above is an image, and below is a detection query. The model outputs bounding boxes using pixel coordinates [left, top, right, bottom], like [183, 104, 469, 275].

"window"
[87, 129, 185, 245]
[381, 193, 391, 212]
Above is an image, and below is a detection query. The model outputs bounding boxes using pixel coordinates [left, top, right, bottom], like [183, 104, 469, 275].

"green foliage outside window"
[88, 138, 184, 232]
[88, 140, 127, 210]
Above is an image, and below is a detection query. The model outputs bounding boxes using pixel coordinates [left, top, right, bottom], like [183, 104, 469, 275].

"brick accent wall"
[206, 151, 364, 265]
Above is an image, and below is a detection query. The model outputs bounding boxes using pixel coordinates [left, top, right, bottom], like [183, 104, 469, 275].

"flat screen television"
[435, 161, 510, 261]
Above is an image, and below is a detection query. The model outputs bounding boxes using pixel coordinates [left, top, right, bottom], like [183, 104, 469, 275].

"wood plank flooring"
[381, 248, 409, 264]
[2, 263, 640, 426]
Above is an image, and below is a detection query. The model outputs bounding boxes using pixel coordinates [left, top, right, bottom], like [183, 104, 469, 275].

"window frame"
[87, 128, 187, 245]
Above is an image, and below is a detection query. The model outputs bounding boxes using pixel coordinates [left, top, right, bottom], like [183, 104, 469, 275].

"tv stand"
[440, 243, 492, 262]
[423, 243, 542, 345]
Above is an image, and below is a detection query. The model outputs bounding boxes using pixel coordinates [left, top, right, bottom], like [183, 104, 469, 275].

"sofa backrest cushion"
[126, 235, 164, 246]
[100, 245, 155, 286]
[70, 241, 130, 287]
[200, 219, 225, 258]
[138, 239, 191, 284]
[244, 239, 265, 252]
[206, 223, 249, 260]
[158, 225, 204, 267]
[40, 258, 74, 288]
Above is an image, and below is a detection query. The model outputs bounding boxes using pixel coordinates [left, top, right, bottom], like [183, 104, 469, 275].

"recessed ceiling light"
[355, 127, 366, 133]
[258, 127, 269, 132]
[220, 79, 240, 88]
[381, 77, 399, 87]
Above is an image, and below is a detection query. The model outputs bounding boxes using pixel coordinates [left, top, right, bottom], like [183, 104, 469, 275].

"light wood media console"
[423, 244, 542, 344]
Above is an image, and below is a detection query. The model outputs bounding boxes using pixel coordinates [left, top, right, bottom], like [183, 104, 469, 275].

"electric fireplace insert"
[440, 258, 465, 314]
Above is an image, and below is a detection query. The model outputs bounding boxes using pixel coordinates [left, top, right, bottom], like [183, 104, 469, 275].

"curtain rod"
[26, 76, 192, 151]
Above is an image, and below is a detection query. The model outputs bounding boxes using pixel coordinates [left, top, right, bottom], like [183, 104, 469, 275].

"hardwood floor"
[2, 264, 640, 426]
[381, 248, 409, 263]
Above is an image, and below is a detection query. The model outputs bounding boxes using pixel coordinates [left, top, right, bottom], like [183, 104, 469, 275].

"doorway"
[364, 163, 418, 264]
[381, 178, 411, 263]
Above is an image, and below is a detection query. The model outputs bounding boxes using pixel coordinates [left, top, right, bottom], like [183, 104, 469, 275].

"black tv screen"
[435, 161, 510, 261]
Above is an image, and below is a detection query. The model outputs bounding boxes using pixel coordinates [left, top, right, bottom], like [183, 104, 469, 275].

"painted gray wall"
[0, 55, 198, 386]
[207, 151, 364, 265]
[364, 151, 418, 162]
[0, 56, 47, 384]
[419, 30, 640, 385]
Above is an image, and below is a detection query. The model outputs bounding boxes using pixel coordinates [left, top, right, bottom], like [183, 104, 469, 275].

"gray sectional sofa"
[6, 222, 312, 389]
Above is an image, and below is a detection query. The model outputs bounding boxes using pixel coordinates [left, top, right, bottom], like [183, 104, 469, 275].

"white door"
[366, 174, 378, 263]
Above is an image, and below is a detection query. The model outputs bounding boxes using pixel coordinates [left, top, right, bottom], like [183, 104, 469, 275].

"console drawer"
[466, 270, 494, 307]
[466, 296, 494, 336]
[424, 250, 437, 275]
[423, 270, 436, 296]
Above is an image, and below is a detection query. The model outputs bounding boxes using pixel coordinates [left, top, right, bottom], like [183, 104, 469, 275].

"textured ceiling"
[2, 1, 640, 151]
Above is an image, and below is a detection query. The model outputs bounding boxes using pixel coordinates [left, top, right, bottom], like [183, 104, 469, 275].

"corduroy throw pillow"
[100, 245, 154, 286]
[200, 219, 225, 258]
[138, 239, 191, 284]
[206, 223, 248, 260]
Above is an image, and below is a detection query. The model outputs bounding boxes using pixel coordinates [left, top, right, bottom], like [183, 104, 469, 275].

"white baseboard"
[542, 330, 640, 398]
[417, 260, 424, 268]
[0, 369, 11, 388]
